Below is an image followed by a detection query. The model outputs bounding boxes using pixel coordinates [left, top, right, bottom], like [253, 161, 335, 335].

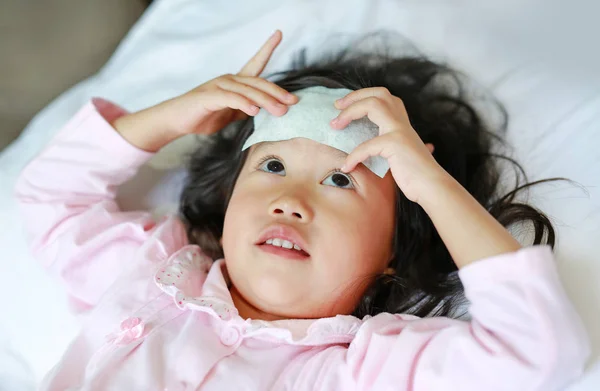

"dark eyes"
[263, 159, 284, 173]
[256, 155, 355, 190]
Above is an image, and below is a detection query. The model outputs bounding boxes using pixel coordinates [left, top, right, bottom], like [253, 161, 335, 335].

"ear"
[219, 237, 224, 247]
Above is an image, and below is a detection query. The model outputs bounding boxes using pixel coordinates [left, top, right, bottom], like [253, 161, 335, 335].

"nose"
[269, 194, 313, 222]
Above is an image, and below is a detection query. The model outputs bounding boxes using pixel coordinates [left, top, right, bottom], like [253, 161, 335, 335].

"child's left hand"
[331, 87, 447, 204]
[333, 87, 523, 267]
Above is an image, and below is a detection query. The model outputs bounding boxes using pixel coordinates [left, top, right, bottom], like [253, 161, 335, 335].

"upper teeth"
[265, 238, 303, 251]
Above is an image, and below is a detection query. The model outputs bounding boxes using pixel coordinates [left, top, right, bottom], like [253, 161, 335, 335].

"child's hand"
[114, 30, 297, 152]
[333, 87, 523, 267]
[331, 87, 445, 204]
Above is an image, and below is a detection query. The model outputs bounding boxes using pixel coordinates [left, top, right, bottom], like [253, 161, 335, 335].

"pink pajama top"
[15, 99, 590, 390]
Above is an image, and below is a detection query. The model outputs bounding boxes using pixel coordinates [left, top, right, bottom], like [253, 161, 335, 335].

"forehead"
[249, 139, 348, 161]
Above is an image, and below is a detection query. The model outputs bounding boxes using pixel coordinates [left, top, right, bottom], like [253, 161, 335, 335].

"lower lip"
[257, 244, 310, 261]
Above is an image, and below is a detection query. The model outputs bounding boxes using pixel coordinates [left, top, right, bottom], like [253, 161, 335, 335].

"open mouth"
[257, 238, 310, 260]
[255, 225, 311, 260]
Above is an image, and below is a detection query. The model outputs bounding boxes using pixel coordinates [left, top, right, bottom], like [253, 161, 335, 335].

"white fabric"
[243, 86, 389, 177]
[0, 0, 598, 389]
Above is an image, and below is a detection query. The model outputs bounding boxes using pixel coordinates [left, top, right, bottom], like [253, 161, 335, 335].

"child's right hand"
[113, 30, 298, 152]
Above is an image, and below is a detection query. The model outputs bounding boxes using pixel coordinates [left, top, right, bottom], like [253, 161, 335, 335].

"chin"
[253, 279, 298, 305]
[250, 279, 305, 309]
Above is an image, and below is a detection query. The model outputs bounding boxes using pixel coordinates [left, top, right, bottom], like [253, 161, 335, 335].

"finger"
[334, 87, 392, 109]
[232, 75, 297, 104]
[238, 30, 282, 77]
[341, 136, 390, 173]
[330, 97, 392, 132]
[200, 90, 260, 116]
[217, 78, 289, 116]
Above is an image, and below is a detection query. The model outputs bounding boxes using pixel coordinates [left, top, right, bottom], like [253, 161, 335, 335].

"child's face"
[222, 138, 397, 320]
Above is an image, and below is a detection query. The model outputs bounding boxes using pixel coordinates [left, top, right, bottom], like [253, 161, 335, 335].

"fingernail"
[275, 103, 286, 109]
[331, 117, 339, 126]
[286, 93, 297, 103]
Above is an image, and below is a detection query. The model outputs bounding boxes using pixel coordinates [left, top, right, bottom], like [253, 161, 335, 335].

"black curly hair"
[179, 35, 560, 319]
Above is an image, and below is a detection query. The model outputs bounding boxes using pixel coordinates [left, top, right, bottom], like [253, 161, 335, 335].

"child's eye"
[256, 156, 355, 190]
[257, 156, 286, 176]
[322, 170, 355, 190]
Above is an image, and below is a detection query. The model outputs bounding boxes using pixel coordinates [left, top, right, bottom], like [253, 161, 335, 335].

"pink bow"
[106, 317, 145, 345]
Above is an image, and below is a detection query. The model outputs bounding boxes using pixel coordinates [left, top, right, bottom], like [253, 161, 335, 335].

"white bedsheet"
[1, 0, 598, 389]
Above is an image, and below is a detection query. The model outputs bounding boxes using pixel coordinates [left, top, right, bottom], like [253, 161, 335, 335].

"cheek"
[318, 206, 394, 278]
[222, 189, 251, 255]
[312, 210, 392, 314]
[222, 183, 266, 255]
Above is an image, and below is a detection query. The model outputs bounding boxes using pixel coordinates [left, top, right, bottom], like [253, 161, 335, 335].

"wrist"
[415, 169, 522, 268]
[112, 109, 180, 153]
[413, 166, 457, 206]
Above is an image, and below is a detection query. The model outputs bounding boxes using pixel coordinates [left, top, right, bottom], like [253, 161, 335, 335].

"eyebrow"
[251, 141, 348, 161]
[250, 140, 364, 191]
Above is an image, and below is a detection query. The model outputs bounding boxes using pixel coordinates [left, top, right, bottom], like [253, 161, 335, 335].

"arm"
[344, 246, 590, 391]
[334, 87, 521, 268]
[14, 98, 166, 311]
[418, 173, 522, 268]
[14, 32, 295, 312]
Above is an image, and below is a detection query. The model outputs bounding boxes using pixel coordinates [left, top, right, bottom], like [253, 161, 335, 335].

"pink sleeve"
[14, 98, 181, 311]
[345, 246, 590, 391]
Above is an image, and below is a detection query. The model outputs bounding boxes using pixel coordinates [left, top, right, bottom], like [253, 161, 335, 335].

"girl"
[16, 30, 589, 390]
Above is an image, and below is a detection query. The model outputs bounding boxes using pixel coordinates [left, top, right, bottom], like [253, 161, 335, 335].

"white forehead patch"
[241, 86, 389, 178]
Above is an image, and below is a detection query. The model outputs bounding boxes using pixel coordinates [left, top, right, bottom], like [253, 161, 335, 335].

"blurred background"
[0, 0, 152, 152]
[2, 0, 599, 154]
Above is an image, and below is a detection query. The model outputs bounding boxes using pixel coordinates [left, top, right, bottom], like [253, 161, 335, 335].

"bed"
[0, 0, 598, 389]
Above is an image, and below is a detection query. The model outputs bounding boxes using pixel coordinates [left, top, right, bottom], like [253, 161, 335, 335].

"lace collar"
[154, 245, 369, 345]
